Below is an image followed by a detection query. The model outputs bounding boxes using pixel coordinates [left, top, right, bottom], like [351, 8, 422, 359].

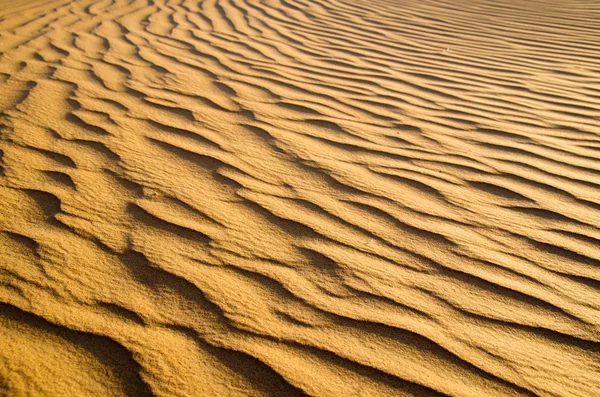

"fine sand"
[1, 0, 600, 396]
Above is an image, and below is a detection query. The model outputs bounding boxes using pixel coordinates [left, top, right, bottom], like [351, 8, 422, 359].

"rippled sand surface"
[1, 0, 599, 396]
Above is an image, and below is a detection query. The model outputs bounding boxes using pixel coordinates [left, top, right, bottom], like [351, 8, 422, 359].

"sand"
[0, 0, 599, 395]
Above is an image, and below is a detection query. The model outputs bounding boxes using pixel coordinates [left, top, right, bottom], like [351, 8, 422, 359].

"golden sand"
[1, 0, 599, 395]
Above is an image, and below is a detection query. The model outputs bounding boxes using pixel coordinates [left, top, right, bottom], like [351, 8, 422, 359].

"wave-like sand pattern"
[1, 0, 600, 395]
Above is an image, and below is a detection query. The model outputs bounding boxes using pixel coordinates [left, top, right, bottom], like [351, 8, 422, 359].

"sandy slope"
[0, 0, 599, 395]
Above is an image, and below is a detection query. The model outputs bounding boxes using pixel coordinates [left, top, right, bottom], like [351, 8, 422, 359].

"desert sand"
[0, 0, 599, 395]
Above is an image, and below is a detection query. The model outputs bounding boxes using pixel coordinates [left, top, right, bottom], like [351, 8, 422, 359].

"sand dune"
[1, 0, 599, 395]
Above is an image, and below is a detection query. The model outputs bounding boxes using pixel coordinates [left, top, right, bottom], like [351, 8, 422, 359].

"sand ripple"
[1, 0, 600, 395]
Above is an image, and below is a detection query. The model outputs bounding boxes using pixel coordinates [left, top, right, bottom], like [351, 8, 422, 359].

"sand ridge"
[0, 0, 599, 396]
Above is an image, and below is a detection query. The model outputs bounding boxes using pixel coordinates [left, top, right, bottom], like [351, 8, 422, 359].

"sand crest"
[1, 0, 599, 396]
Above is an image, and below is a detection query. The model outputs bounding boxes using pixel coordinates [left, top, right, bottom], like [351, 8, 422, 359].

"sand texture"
[1, 0, 600, 395]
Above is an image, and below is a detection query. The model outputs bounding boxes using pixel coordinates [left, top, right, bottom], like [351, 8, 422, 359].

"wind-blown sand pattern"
[1, 0, 599, 395]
